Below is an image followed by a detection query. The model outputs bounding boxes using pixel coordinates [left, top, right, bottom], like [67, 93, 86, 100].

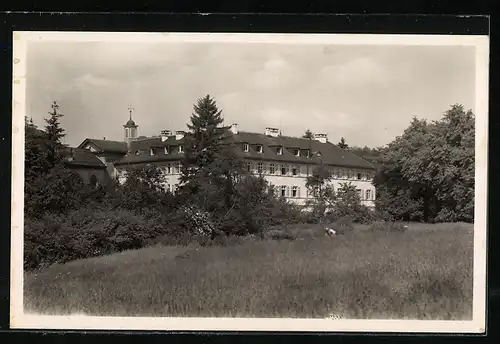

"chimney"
[161, 129, 172, 142]
[103, 137, 106, 140]
[265, 127, 280, 137]
[230, 123, 238, 135]
[314, 133, 328, 143]
[175, 130, 185, 140]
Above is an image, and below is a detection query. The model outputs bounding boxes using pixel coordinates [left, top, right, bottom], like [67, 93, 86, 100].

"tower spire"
[128, 105, 134, 121]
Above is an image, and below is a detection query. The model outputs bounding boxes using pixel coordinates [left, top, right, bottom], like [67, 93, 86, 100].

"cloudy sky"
[25, 40, 476, 148]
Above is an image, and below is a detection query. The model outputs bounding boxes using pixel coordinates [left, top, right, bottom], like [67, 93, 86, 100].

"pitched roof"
[113, 130, 375, 170]
[78, 138, 128, 154]
[64, 148, 106, 168]
[226, 131, 374, 169]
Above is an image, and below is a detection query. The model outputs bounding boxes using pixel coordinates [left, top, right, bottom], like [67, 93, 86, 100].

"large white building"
[74, 113, 376, 207]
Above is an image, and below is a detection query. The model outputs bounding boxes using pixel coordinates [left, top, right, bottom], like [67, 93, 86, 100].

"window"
[357, 189, 362, 199]
[306, 149, 311, 158]
[292, 186, 298, 197]
[177, 162, 182, 173]
[281, 185, 287, 197]
[366, 190, 371, 200]
[89, 175, 98, 187]
[357, 172, 362, 180]
[269, 163, 276, 174]
[166, 164, 171, 174]
[277, 147, 283, 155]
[292, 166, 298, 176]
[257, 145, 263, 153]
[246, 161, 252, 172]
[294, 149, 300, 157]
[150, 148, 154, 156]
[164, 147, 169, 155]
[243, 143, 249, 152]
[257, 162, 263, 174]
[179, 145, 184, 153]
[281, 164, 288, 176]
[313, 186, 319, 197]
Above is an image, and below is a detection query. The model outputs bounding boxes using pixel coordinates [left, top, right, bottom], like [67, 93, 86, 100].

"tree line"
[321, 104, 475, 223]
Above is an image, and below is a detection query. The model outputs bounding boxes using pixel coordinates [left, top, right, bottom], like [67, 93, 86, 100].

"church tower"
[124, 105, 138, 152]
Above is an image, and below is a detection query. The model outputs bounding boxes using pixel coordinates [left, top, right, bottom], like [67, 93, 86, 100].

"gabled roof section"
[114, 136, 187, 166]
[64, 148, 106, 168]
[78, 138, 128, 154]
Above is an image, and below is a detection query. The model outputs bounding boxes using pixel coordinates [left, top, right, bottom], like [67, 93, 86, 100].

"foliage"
[25, 117, 51, 183]
[305, 166, 373, 224]
[349, 146, 382, 165]
[374, 104, 475, 223]
[43, 101, 66, 169]
[302, 129, 314, 139]
[305, 165, 335, 223]
[24, 208, 170, 270]
[25, 166, 87, 218]
[338, 137, 349, 149]
[117, 164, 174, 212]
[180, 94, 226, 190]
[334, 182, 375, 224]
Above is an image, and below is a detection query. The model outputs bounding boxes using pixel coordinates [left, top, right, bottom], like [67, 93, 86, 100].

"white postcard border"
[10, 31, 489, 333]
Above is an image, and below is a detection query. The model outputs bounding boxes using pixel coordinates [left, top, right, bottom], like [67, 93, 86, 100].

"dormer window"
[277, 147, 283, 155]
[179, 145, 184, 153]
[164, 147, 169, 155]
[294, 149, 300, 157]
[243, 143, 249, 152]
[135, 151, 140, 155]
[306, 149, 311, 158]
[257, 145, 263, 153]
[150, 148, 154, 156]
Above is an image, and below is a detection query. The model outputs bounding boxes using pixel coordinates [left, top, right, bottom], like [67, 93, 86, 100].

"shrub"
[23, 207, 183, 270]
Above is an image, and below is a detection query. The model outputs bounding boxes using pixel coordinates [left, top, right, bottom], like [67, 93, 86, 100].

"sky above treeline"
[26, 40, 476, 148]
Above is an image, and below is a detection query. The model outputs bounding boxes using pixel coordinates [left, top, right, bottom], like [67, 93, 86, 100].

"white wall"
[115, 160, 376, 207]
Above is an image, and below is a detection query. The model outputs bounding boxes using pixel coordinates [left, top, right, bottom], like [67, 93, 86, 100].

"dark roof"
[64, 148, 106, 168]
[113, 130, 375, 170]
[227, 131, 375, 169]
[78, 139, 128, 154]
[125, 119, 137, 126]
[114, 136, 186, 166]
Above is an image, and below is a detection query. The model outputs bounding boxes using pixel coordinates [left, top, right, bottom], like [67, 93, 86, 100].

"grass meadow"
[23, 222, 474, 320]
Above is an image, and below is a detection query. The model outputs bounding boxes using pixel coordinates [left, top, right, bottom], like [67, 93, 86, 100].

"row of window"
[246, 161, 373, 181]
[149, 146, 184, 156]
[242, 143, 310, 157]
[271, 185, 375, 200]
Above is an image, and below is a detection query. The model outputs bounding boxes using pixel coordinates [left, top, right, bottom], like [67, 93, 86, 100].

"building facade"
[75, 114, 377, 207]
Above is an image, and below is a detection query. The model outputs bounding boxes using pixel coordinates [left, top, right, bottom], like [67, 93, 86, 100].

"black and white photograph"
[10, 32, 488, 333]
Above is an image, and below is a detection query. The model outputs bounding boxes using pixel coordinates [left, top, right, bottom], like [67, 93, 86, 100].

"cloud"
[26, 41, 476, 149]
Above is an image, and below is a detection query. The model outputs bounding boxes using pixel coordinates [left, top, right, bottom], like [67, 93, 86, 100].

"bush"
[23, 207, 182, 270]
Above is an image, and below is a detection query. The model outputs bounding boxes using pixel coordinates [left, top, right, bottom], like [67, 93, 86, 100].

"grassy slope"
[24, 223, 474, 319]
